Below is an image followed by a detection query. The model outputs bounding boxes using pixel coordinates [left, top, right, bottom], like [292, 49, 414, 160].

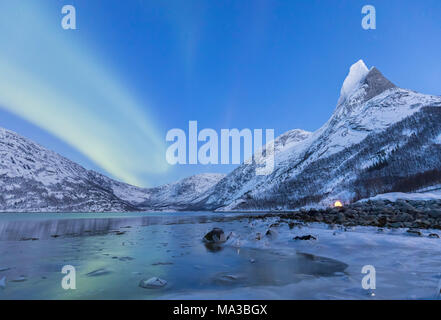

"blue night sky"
[0, 0, 440, 187]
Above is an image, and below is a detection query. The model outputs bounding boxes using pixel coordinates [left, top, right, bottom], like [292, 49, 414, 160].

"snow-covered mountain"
[190, 128, 313, 210]
[195, 60, 441, 211]
[0, 128, 223, 212]
[138, 173, 225, 211]
[0, 127, 136, 212]
[2, 60, 441, 213]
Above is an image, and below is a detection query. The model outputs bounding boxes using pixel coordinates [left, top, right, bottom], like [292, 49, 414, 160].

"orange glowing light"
[334, 201, 343, 207]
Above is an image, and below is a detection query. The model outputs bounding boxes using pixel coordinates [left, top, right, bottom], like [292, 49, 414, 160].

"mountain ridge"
[0, 127, 224, 212]
[1, 60, 441, 212]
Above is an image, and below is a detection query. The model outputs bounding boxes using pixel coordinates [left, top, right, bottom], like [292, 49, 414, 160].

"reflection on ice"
[0, 212, 232, 240]
[0, 212, 440, 299]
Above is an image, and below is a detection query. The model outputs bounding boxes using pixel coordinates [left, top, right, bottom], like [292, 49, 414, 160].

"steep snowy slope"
[0, 128, 224, 212]
[197, 60, 441, 211]
[191, 129, 313, 209]
[0, 127, 142, 212]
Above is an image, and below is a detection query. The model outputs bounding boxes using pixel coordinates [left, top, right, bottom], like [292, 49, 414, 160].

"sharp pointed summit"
[338, 59, 370, 105]
[338, 60, 398, 107]
[196, 61, 441, 211]
[361, 66, 396, 103]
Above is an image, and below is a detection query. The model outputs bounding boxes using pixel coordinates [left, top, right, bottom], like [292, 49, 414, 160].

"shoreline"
[232, 199, 441, 231]
[1, 199, 441, 232]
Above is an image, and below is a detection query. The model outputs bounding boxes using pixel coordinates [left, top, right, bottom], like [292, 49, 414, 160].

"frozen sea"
[0, 212, 440, 300]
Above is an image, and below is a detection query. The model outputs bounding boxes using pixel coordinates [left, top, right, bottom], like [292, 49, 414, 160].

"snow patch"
[433, 133, 441, 144]
[402, 128, 416, 137]
[361, 190, 441, 202]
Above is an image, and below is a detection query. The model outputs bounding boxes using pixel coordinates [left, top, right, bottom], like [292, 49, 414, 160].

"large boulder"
[427, 209, 441, 219]
[203, 228, 227, 243]
[406, 228, 422, 236]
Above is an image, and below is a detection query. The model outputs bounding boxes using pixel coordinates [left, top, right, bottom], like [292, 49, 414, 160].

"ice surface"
[0, 212, 440, 300]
